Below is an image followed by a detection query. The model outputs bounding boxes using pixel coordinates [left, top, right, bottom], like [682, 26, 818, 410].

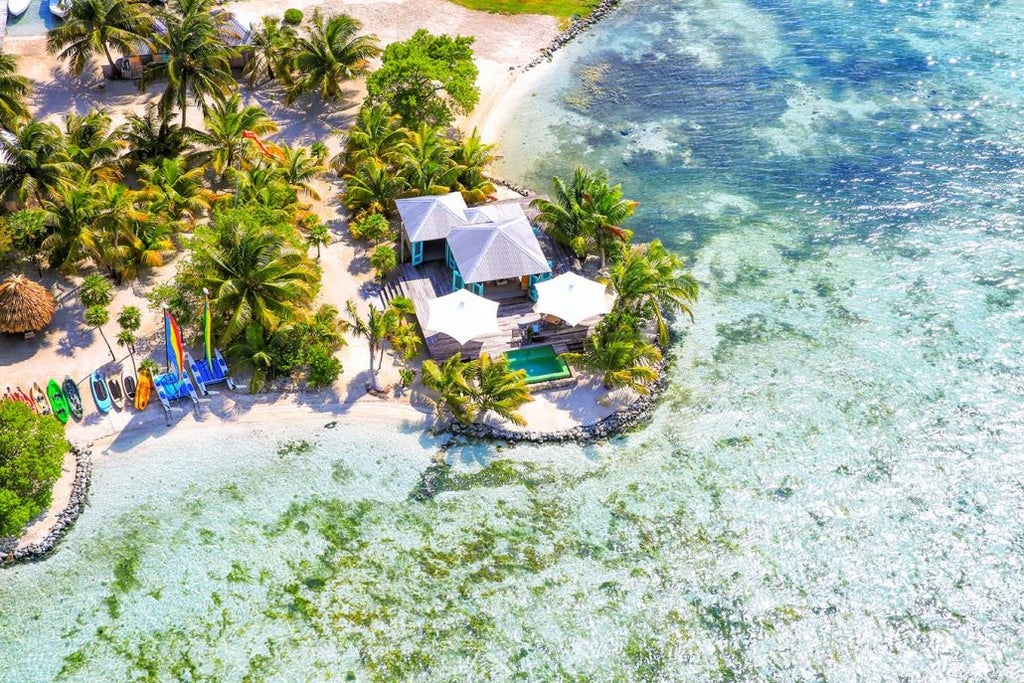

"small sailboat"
[63, 376, 84, 420]
[134, 370, 152, 411]
[107, 374, 125, 410]
[47, 379, 71, 424]
[49, 0, 72, 19]
[8, 0, 32, 18]
[123, 372, 137, 403]
[90, 370, 112, 414]
[32, 382, 52, 416]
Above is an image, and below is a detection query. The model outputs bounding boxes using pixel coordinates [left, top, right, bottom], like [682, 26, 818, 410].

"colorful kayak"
[5, 386, 34, 411]
[16, 386, 38, 413]
[32, 382, 52, 416]
[123, 372, 137, 403]
[107, 375, 125, 411]
[134, 370, 152, 411]
[47, 379, 70, 424]
[90, 371, 112, 414]
[63, 376, 84, 420]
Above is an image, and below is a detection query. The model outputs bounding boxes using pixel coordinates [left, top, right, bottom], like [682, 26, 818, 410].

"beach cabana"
[424, 288, 500, 345]
[533, 272, 611, 326]
[0, 274, 56, 336]
[395, 192, 470, 266]
[445, 216, 551, 294]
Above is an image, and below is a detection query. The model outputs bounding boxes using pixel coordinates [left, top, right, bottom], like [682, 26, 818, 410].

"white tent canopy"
[534, 272, 611, 326]
[395, 192, 469, 243]
[424, 288, 500, 345]
[446, 216, 550, 284]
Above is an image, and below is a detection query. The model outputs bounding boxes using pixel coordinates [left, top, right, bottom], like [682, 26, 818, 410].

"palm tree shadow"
[245, 85, 357, 146]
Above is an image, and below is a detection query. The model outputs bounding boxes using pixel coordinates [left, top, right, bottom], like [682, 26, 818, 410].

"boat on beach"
[8, 0, 32, 18]
[63, 376, 83, 420]
[31, 382, 52, 416]
[16, 386, 38, 413]
[46, 379, 70, 424]
[49, 0, 72, 19]
[90, 370, 112, 414]
[123, 372, 137, 403]
[134, 370, 152, 411]
[107, 374, 125, 410]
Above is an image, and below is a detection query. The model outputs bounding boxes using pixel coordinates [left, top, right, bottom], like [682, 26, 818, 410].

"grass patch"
[445, 0, 598, 18]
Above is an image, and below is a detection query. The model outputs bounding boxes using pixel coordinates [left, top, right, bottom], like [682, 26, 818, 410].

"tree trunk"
[103, 43, 117, 76]
[97, 326, 116, 361]
[367, 341, 379, 391]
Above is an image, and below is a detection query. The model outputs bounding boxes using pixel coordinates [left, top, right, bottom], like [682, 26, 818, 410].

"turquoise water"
[3, 0, 1024, 680]
[505, 344, 572, 383]
[5, 1, 61, 37]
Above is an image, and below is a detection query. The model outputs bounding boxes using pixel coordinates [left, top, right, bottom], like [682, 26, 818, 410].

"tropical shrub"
[369, 244, 397, 281]
[348, 212, 393, 248]
[0, 400, 69, 538]
[305, 344, 342, 388]
[420, 353, 532, 426]
[561, 313, 662, 394]
[283, 8, 303, 24]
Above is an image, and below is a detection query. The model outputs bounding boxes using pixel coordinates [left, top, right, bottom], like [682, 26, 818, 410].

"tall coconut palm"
[532, 166, 637, 268]
[331, 103, 408, 174]
[466, 353, 532, 426]
[342, 159, 408, 217]
[91, 181, 150, 281]
[243, 15, 297, 88]
[420, 354, 472, 424]
[141, 0, 235, 127]
[64, 109, 124, 182]
[0, 53, 32, 131]
[39, 185, 102, 272]
[114, 217, 175, 281]
[85, 304, 117, 360]
[228, 165, 297, 212]
[203, 224, 319, 345]
[561, 316, 662, 394]
[138, 156, 211, 225]
[227, 322, 274, 392]
[273, 143, 325, 199]
[191, 94, 278, 179]
[118, 103, 198, 168]
[46, 0, 154, 76]
[285, 11, 380, 105]
[449, 127, 496, 204]
[398, 123, 460, 196]
[608, 240, 699, 345]
[344, 296, 414, 393]
[0, 121, 75, 205]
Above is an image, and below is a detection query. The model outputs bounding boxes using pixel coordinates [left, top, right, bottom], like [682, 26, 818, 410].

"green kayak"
[47, 379, 70, 424]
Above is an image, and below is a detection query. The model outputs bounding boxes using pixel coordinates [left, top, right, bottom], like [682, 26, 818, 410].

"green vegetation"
[366, 30, 479, 128]
[0, 400, 69, 537]
[0, 53, 32, 132]
[283, 8, 303, 25]
[444, 0, 597, 18]
[345, 297, 419, 392]
[287, 11, 381, 105]
[420, 353, 533, 425]
[45, 0, 155, 76]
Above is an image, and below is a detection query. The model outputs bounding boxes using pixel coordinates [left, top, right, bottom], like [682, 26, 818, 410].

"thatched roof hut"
[0, 275, 56, 334]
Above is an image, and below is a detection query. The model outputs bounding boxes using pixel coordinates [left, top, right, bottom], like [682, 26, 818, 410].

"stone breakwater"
[522, 0, 622, 72]
[445, 356, 671, 446]
[485, 174, 534, 198]
[1, 446, 93, 567]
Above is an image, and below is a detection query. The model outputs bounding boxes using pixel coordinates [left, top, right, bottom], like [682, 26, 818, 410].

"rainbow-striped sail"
[164, 309, 186, 381]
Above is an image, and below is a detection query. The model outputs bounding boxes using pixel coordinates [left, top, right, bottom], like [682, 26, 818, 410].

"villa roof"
[463, 202, 527, 224]
[395, 192, 470, 242]
[446, 216, 550, 284]
[212, 11, 252, 47]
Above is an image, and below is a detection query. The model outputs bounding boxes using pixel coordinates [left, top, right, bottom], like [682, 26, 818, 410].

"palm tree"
[119, 103, 198, 168]
[137, 156, 212, 225]
[331, 103, 407, 174]
[449, 128, 496, 204]
[0, 121, 75, 205]
[466, 353, 532, 426]
[228, 165, 297, 212]
[243, 15, 297, 88]
[273, 143, 325, 199]
[193, 94, 278, 179]
[91, 181, 149, 281]
[532, 167, 638, 268]
[608, 240, 699, 345]
[46, 0, 154, 76]
[64, 109, 124, 182]
[561, 317, 662, 394]
[39, 186, 102, 272]
[305, 222, 329, 260]
[141, 0, 235, 127]
[227, 322, 274, 392]
[344, 296, 414, 393]
[84, 304, 117, 361]
[342, 159, 408, 217]
[420, 354, 472, 424]
[398, 123, 460, 196]
[203, 224, 319, 345]
[285, 11, 380, 105]
[116, 304, 141, 377]
[0, 53, 32, 132]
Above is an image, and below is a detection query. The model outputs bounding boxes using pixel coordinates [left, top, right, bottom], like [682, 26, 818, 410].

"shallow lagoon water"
[3, 0, 1024, 680]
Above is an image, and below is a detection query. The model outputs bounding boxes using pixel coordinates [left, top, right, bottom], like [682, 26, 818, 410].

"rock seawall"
[523, 0, 623, 72]
[2, 446, 92, 567]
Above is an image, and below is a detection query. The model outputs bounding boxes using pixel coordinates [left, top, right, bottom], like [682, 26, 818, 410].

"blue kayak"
[90, 370, 112, 414]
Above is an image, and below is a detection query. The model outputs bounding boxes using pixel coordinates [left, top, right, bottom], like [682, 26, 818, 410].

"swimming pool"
[5, 0, 62, 38]
[504, 344, 572, 384]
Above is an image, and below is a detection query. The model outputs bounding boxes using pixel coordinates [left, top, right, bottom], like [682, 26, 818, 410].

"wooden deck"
[393, 261, 595, 361]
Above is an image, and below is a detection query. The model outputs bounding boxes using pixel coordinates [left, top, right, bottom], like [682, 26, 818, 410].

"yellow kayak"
[134, 370, 153, 411]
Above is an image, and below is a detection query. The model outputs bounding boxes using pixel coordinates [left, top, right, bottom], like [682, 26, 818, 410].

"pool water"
[504, 344, 572, 383]
[4, 0, 61, 37]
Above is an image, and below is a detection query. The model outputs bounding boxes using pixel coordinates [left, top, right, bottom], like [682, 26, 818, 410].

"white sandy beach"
[1, 0, 633, 547]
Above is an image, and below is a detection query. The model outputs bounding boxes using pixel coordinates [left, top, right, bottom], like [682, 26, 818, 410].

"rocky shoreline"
[522, 0, 623, 72]
[1, 446, 92, 568]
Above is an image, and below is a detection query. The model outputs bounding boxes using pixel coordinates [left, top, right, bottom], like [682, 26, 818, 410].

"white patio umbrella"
[534, 272, 611, 326]
[424, 288, 500, 345]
